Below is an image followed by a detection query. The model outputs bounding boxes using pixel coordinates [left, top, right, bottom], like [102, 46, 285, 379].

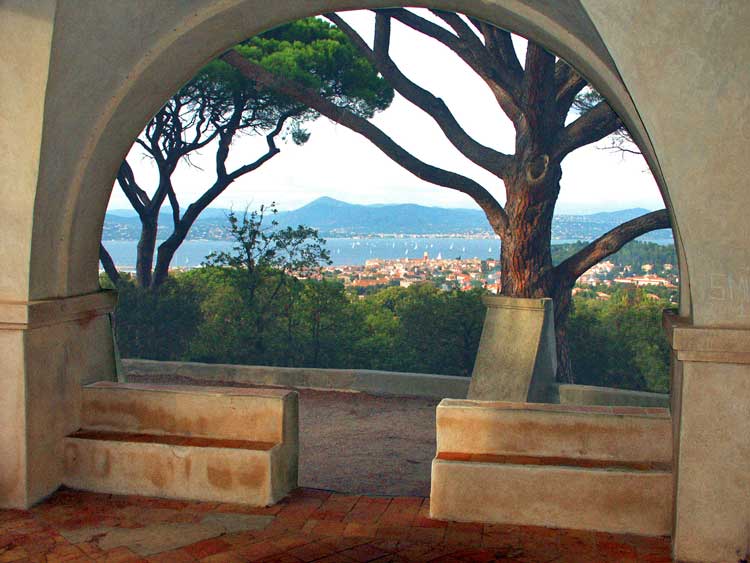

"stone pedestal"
[468, 296, 557, 403]
[664, 311, 750, 563]
[0, 291, 118, 508]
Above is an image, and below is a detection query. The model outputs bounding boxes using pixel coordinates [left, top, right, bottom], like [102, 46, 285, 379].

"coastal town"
[317, 251, 679, 299]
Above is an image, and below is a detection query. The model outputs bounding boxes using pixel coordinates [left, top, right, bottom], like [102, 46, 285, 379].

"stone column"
[664, 311, 750, 562]
[0, 291, 118, 508]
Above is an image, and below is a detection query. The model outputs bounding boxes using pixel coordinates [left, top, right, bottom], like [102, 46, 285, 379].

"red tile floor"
[0, 487, 672, 563]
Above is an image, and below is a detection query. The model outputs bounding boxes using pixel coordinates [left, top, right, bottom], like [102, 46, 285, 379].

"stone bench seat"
[430, 399, 673, 536]
[64, 382, 298, 506]
[68, 429, 278, 451]
[436, 451, 672, 472]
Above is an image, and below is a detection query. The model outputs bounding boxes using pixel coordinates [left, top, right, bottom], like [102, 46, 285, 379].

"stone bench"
[63, 382, 298, 506]
[430, 399, 673, 536]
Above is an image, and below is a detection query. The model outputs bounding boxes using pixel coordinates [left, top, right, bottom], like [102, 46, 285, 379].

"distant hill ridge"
[104, 197, 669, 240]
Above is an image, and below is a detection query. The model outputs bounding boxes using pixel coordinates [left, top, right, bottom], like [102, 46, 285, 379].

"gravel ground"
[125, 374, 439, 497]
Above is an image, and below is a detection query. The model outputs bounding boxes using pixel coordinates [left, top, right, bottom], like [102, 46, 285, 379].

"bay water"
[102, 236, 670, 271]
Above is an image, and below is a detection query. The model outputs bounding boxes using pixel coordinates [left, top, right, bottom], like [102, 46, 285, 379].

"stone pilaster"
[0, 291, 117, 508]
[664, 311, 750, 562]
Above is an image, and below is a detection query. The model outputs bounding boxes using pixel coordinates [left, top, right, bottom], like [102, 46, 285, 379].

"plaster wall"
[431, 459, 673, 536]
[673, 360, 750, 562]
[122, 358, 472, 399]
[0, 330, 27, 507]
[557, 384, 669, 408]
[0, 1, 56, 301]
[436, 399, 672, 464]
[24, 316, 118, 503]
[665, 312, 750, 562]
[580, 1, 750, 327]
[65, 383, 298, 506]
[431, 399, 673, 536]
[64, 438, 279, 506]
[82, 382, 292, 443]
[0, 294, 117, 508]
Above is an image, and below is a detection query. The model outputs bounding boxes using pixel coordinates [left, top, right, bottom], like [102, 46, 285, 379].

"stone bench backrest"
[81, 381, 297, 445]
[436, 399, 672, 465]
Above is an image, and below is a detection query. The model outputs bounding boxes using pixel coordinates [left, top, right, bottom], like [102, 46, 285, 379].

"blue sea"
[101, 235, 672, 270]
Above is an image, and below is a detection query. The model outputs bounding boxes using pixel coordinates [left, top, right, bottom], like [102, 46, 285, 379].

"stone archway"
[3, 2, 750, 561]
[25, 1, 689, 307]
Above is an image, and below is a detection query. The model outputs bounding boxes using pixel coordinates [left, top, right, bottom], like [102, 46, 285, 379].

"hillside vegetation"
[106, 270, 671, 393]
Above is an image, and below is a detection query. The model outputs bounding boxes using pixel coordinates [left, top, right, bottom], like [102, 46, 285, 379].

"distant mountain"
[275, 197, 487, 235]
[103, 198, 672, 241]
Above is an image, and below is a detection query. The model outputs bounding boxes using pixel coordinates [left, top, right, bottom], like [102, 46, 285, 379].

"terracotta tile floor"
[0, 487, 672, 562]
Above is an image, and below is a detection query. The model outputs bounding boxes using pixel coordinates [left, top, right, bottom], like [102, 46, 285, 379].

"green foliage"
[234, 18, 394, 118]
[203, 204, 331, 277]
[105, 273, 202, 361]
[192, 205, 332, 364]
[111, 270, 671, 390]
[351, 284, 484, 376]
[181, 18, 393, 137]
[567, 286, 671, 392]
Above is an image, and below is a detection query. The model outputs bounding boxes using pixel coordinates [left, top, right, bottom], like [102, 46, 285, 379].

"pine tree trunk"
[152, 229, 186, 289]
[499, 162, 576, 383]
[99, 244, 121, 287]
[551, 285, 575, 383]
[136, 216, 158, 288]
[500, 165, 559, 299]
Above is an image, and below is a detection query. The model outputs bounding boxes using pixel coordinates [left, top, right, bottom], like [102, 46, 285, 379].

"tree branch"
[469, 18, 523, 81]
[166, 182, 180, 229]
[99, 243, 121, 286]
[116, 160, 149, 215]
[221, 49, 510, 235]
[176, 95, 223, 158]
[552, 100, 622, 160]
[429, 10, 482, 47]
[378, 8, 462, 50]
[375, 8, 524, 125]
[554, 209, 671, 287]
[150, 109, 293, 288]
[519, 42, 557, 155]
[227, 109, 292, 181]
[215, 93, 246, 180]
[325, 12, 513, 178]
[554, 60, 587, 123]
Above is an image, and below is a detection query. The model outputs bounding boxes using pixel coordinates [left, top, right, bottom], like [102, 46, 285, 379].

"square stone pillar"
[468, 296, 557, 403]
[664, 311, 750, 562]
[0, 291, 118, 508]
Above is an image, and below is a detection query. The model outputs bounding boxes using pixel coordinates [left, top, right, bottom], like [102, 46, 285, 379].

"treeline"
[567, 286, 671, 392]
[108, 271, 485, 377]
[106, 271, 671, 392]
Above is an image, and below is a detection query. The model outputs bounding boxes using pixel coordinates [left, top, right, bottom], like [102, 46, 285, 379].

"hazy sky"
[108, 10, 664, 215]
